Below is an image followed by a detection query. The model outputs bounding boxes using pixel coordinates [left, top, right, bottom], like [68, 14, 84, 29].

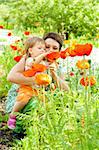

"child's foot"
[7, 115, 16, 129]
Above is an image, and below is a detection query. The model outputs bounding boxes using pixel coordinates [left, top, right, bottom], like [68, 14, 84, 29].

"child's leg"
[11, 98, 30, 113]
[8, 86, 33, 129]
[7, 97, 31, 129]
[12, 85, 34, 113]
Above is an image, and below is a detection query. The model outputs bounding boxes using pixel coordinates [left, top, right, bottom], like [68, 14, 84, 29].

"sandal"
[7, 115, 16, 129]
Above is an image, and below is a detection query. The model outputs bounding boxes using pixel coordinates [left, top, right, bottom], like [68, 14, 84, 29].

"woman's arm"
[7, 57, 35, 86]
[51, 70, 69, 91]
[49, 63, 69, 91]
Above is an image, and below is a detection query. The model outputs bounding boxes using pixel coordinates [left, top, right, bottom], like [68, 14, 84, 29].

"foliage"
[12, 88, 99, 150]
[0, 39, 99, 149]
[0, 0, 98, 36]
[0, 47, 16, 97]
[0, 1, 99, 149]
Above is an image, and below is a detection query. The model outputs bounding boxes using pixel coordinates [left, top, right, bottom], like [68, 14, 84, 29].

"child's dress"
[16, 57, 38, 103]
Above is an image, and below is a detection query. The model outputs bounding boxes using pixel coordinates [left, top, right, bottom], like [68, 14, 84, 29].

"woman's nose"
[49, 48, 53, 52]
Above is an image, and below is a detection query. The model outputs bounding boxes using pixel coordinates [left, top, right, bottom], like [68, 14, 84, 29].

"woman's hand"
[48, 63, 69, 91]
[48, 62, 57, 72]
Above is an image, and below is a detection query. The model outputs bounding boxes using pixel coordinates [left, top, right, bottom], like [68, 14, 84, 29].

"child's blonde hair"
[24, 36, 45, 57]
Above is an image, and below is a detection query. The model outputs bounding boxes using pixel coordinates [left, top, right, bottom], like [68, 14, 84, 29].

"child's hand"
[32, 52, 51, 65]
[42, 51, 51, 57]
[35, 52, 50, 62]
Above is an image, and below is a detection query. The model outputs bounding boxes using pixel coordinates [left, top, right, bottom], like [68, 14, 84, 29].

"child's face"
[29, 42, 45, 57]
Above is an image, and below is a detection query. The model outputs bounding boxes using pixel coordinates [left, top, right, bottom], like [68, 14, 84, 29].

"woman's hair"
[43, 32, 63, 50]
[24, 36, 45, 57]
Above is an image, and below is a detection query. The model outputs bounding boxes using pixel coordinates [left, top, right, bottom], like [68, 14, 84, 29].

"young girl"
[7, 36, 49, 129]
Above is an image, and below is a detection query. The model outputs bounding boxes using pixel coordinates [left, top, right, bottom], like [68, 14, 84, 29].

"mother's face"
[45, 38, 60, 52]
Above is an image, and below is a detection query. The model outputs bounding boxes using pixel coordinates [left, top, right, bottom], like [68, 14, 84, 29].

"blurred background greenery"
[0, 0, 98, 38]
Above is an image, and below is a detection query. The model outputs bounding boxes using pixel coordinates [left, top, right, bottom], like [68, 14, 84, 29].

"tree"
[0, 0, 98, 36]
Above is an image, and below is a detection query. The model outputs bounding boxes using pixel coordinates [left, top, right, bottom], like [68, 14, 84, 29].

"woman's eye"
[46, 46, 50, 49]
[53, 47, 58, 50]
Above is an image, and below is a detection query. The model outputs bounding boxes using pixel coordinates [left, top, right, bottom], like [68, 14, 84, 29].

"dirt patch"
[0, 127, 25, 149]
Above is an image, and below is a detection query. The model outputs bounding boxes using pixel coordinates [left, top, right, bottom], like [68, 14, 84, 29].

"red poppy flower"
[80, 77, 89, 86]
[14, 55, 22, 62]
[84, 43, 93, 56]
[30, 64, 47, 76]
[90, 76, 96, 86]
[70, 72, 74, 76]
[24, 31, 30, 35]
[23, 68, 36, 77]
[23, 64, 47, 77]
[60, 50, 66, 59]
[46, 52, 60, 62]
[64, 43, 92, 57]
[8, 32, 12, 36]
[80, 76, 96, 87]
[67, 48, 77, 57]
[32, 64, 47, 72]
[76, 60, 90, 69]
[35, 73, 52, 86]
[62, 47, 76, 57]
[10, 45, 17, 50]
[60, 49, 69, 59]
[74, 43, 92, 56]
[0, 25, 4, 29]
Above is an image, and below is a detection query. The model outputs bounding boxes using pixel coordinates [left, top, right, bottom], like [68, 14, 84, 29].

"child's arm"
[33, 52, 49, 64]
[7, 56, 36, 86]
